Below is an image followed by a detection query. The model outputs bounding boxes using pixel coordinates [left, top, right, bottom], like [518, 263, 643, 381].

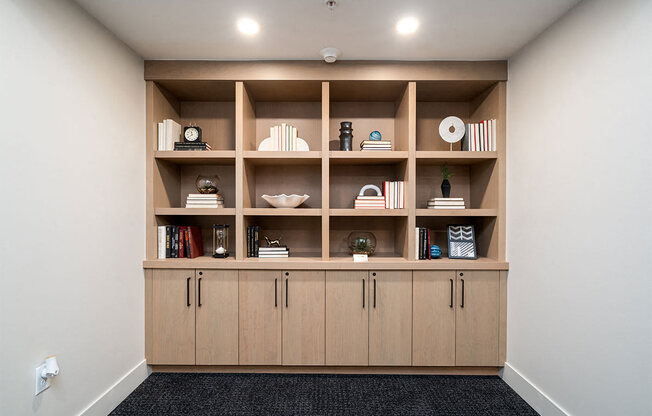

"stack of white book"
[427, 197, 465, 209]
[185, 194, 224, 208]
[360, 140, 392, 151]
[354, 195, 386, 209]
[258, 246, 289, 258]
[157, 119, 182, 151]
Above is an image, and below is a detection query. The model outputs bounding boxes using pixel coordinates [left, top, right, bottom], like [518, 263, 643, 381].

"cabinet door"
[325, 271, 368, 366]
[369, 271, 412, 366]
[282, 270, 325, 365]
[196, 270, 239, 365]
[239, 270, 281, 365]
[456, 270, 499, 366]
[413, 271, 456, 366]
[151, 269, 195, 365]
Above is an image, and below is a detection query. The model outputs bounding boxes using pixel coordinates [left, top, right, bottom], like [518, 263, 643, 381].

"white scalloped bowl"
[262, 194, 310, 208]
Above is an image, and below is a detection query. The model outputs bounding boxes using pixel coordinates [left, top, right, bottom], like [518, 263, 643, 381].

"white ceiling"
[75, 0, 580, 60]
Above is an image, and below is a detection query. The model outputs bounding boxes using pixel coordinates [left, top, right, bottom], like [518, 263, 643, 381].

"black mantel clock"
[183, 126, 202, 143]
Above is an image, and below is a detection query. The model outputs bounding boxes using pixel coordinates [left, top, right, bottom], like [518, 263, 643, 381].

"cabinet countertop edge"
[142, 259, 509, 271]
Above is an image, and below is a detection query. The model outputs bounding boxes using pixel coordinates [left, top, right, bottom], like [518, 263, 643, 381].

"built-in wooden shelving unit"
[145, 61, 506, 268]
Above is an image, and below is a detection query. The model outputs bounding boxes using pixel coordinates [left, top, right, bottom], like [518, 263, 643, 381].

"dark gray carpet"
[110, 373, 538, 416]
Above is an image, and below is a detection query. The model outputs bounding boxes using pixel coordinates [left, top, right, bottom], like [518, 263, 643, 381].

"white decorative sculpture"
[358, 184, 382, 196]
[258, 137, 310, 151]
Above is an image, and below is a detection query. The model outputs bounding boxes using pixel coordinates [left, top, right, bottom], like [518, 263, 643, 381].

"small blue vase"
[369, 130, 382, 141]
[430, 245, 441, 259]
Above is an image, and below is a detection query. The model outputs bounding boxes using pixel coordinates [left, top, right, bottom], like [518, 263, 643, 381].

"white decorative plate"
[258, 137, 310, 151]
[262, 194, 310, 208]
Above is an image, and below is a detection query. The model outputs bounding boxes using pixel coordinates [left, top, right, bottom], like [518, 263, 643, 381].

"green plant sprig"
[441, 164, 454, 180]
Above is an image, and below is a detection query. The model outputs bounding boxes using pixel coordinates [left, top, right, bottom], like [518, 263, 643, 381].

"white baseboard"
[501, 362, 570, 416]
[78, 359, 150, 416]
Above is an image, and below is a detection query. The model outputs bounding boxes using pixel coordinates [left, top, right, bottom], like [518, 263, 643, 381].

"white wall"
[0, 1, 146, 415]
[506, 0, 652, 415]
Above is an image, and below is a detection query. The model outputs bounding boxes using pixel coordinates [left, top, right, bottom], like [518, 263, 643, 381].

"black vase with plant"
[440, 164, 453, 198]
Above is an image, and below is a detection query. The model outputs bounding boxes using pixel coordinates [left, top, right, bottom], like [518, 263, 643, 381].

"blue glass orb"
[369, 130, 382, 141]
[430, 245, 442, 259]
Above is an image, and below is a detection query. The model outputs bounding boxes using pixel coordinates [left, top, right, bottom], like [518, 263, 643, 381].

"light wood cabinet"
[282, 270, 326, 365]
[146, 266, 506, 370]
[455, 270, 500, 366]
[238, 270, 282, 365]
[412, 271, 456, 366]
[195, 270, 239, 365]
[150, 269, 196, 365]
[369, 270, 412, 366]
[325, 271, 369, 366]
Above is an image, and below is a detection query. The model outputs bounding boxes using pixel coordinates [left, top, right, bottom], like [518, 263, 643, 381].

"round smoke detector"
[320, 47, 340, 63]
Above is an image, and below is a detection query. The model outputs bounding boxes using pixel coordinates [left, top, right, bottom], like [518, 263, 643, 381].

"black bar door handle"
[186, 277, 191, 307]
[461, 278, 465, 308]
[362, 279, 365, 308]
[285, 278, 288, 308]
[373, 278, 377, 308]
[198, 277, 202, 307]
[449, 279, 454, 308]
[274, 278, 278, 308]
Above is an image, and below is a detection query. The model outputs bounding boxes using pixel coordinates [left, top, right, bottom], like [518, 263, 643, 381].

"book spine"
[415, 227, 420, 260]
[427, 229, 431, 260]
[254, 226, 260, 257]
[169, 226, 176, 258]
[188, 227, 196, 258]
[165, 225, 171, 258]
[184, 229, 191, 257]
[422, 228, 427, 260]
[178, 228, 185, 258]
[157, 226, 166, 259]
[418, 228, 424, 260]
[247, 226, 252, 257]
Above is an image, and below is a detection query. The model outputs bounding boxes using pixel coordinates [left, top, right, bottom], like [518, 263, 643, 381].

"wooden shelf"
[155, 208, 235, 216]
[329, 151, 408, 164]
[416, 209, 498, 217]
[243, 208, 322, 216]
[154, 150, 236, 164]
[143, 256, 508, 270]
[243, 151, 322, 165]
[329, 209, 408, 217]
[147, 77, 506, 264]
[416, 151, 497, 165]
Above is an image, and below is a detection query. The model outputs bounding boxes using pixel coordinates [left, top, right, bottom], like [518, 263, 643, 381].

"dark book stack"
[246, 226, 260, 257]
[157, 225, 203, 258]
[416, 227, 431, 260]
[173, 142, 213, 151]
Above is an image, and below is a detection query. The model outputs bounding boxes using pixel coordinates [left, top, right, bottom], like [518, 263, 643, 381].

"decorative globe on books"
[369, 130, 382, 141]
[195, 175, 220, 194]
[347, 232, 377, 256]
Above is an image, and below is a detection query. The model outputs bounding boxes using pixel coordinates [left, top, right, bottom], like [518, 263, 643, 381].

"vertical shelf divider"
[321, 82, 330, 260]
[235, 81, 254, 260]
[399, 82, 417, 261]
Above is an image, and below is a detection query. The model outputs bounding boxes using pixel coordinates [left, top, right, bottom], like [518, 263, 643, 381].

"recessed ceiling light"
[237, 18, 259, 35]
[396, 17, 419, 35]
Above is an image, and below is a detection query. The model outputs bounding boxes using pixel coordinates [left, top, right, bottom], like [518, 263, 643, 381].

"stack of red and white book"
[383, 181, 405, 209]
[354, 195, 386, 209]
[462, 119, 497, 151]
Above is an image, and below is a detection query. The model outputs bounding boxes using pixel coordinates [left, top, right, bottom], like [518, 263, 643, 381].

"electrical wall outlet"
[34, 364, 50, 396]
